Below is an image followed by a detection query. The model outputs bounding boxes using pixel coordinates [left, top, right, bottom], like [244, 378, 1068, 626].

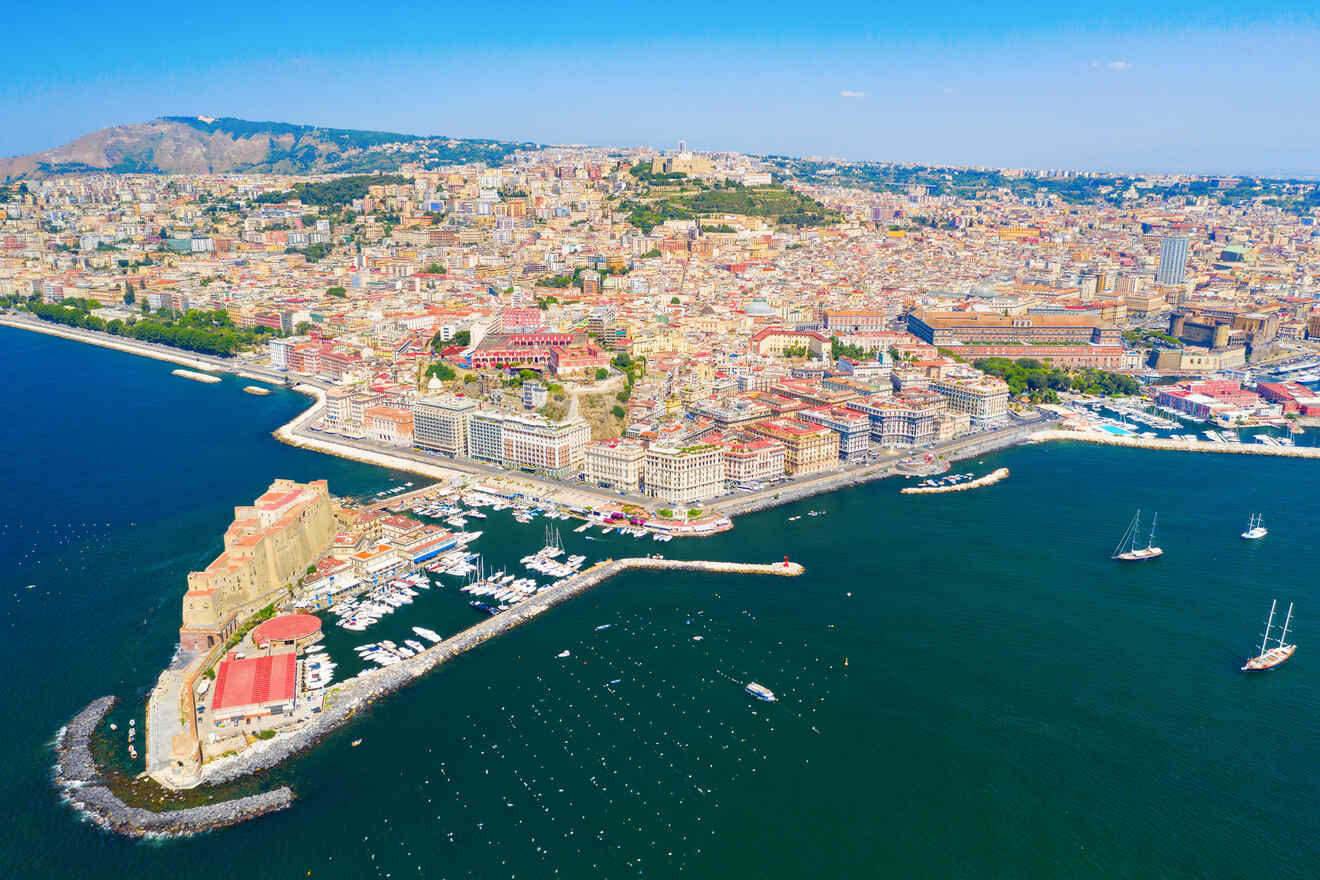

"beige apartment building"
[583, 438, 646, 493]
[644, 444, 726, 504]
[412, 394, 476, 456]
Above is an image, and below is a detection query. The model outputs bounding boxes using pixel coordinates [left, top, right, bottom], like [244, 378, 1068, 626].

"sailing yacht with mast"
[1112, 509, 1163, 561]
[1241, 513, 1267, 540]
[1242, 600, 1295, 671]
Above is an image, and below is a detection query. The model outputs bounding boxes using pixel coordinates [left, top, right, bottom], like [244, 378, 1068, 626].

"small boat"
[1242, 600, 1296, 671]
[1241, 513, 1267, 540]
[692, 635, 703, 641]
[1113, 509, 1163, 561]
[745, 682, 776, 702]
[556, 650, 571, 658]
[594, 624, 612, 631]
[351, 739, 363, 747]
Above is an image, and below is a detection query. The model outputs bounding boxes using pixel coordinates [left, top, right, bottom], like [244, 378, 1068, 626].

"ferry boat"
[744, 682, 777, 702]
[1113, 509, 1163, 561]
[1242, 600, 1296, 671]
[1241, 513, 1267, 540]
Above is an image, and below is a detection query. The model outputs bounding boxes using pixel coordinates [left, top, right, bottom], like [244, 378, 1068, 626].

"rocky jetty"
[54, 696, 293, 837]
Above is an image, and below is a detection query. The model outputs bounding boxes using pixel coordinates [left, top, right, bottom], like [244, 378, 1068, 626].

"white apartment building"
[583, 439, 646, 493]
[467, 411, 506, 464]
[269, 337, 295, 371]
[501, 414, 590, 479]
[929, 376, 1010, 429]
[644, 444, 726, 504]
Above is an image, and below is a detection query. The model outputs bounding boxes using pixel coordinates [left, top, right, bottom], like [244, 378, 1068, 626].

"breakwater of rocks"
[901, 467, 1010, 494]
[200, 556, 802, 785]
[1030, 429, 1320, 458]
[53, 696, 293, 837]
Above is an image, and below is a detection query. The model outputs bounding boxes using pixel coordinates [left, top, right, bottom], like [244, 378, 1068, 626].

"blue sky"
[3, 0, 1318, 175]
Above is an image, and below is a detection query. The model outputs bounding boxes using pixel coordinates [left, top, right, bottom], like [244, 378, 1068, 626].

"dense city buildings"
[7, 142, 1320, 508]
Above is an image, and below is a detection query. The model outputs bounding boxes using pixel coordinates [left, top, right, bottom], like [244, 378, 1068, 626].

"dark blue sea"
[2, 325, 1317, 878]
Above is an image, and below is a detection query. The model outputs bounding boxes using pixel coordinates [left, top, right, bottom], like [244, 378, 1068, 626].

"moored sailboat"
[1113, 509, 1164, 561]
[1241, 513, 1267, 540]
[1242, 600, 1295, 671]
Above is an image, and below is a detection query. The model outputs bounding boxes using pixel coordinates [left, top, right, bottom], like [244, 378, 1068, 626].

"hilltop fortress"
[179, 479, 337, 651]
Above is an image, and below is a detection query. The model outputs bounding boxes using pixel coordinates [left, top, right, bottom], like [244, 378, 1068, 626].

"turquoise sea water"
[2, 325, 1318, 878]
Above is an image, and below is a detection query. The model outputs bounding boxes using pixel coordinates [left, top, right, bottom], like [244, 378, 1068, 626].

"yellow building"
[748, 417, 839, 475]
[179, 480, 337, 651]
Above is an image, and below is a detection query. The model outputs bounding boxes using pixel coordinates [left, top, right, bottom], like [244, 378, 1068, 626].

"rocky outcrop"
[54, 696, 293, 837]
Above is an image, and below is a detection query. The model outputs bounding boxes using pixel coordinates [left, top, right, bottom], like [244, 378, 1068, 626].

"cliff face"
[0, 116, 416, 180]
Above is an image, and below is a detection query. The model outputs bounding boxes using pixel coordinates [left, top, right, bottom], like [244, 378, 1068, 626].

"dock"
[1031, 429, 1320, 459]
[901, 467, 1010, 494]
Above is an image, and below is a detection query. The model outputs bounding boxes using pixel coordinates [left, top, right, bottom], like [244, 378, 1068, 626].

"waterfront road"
[713, 413, 1054, 515]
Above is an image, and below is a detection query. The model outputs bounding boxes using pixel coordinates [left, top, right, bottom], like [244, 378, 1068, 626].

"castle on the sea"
[179, 479, 337, 651]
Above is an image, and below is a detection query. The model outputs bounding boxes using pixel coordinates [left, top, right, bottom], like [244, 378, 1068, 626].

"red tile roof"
[211, 653, 297, 711]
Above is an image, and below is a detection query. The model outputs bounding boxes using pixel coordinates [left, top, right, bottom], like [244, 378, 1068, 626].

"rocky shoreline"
[54, 696, 294, 837]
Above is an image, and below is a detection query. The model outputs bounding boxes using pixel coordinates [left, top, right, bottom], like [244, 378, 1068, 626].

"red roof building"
[211, 653, 298, 723]
[251, 613, 322, 648]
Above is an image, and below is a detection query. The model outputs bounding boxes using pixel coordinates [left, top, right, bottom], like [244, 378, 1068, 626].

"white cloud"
[1106, 60, 1132, 71]
[839, 90, 866, 98]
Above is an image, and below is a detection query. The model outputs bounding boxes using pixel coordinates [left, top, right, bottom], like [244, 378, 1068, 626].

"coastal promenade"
[1030, 429, 1320, 458]
[0, 314, 294, 385]
[717, 417, 1051, 516]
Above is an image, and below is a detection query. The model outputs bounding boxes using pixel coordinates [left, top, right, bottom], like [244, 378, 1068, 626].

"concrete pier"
[901, 467, 1010, 494]
[1030, 429, 1320, 459]
[198, 556, 803, 785]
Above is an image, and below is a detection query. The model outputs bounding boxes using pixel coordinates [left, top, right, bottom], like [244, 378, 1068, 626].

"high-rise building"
[412, 395, 476, 456]
[1157, 237, 1189, 285]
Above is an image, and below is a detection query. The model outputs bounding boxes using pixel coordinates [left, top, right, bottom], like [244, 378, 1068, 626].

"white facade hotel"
[583, 439, 646, 493]
[644, 444, 725, 504]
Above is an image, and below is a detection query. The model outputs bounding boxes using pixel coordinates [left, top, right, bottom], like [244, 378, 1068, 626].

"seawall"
[1, 317, 222, 372]
[1030, 429, 1320, 459]
[54, 696, 293, 838]
[199, 556, 803, 785]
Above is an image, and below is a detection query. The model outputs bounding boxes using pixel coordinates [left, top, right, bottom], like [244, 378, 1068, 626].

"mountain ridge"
[0, 116, 533, 180]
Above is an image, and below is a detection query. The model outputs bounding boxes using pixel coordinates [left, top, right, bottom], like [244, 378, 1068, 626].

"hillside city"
[5, 142, 1320, 511]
